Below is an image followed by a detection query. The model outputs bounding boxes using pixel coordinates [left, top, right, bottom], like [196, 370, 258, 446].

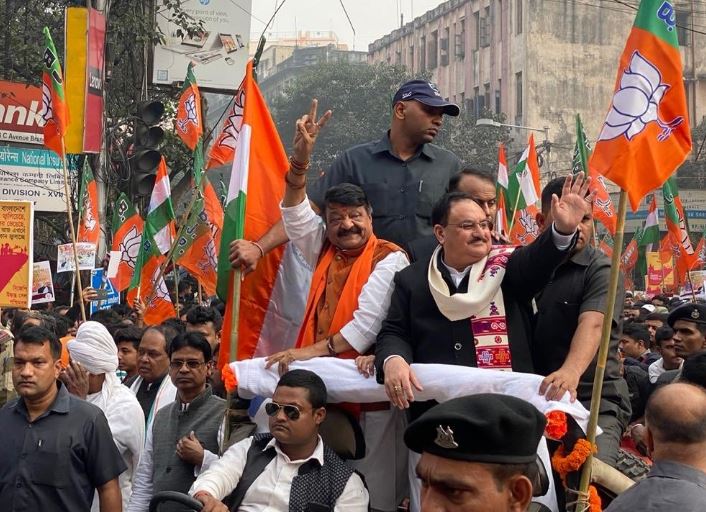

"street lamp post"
[475, 118, 550, 143]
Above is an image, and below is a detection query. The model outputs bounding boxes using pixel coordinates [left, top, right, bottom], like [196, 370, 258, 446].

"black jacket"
[375, 228, 573, 418]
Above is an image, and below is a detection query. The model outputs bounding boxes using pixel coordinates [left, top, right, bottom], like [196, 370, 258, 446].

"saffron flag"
[695, 231, 706, 269]
[146, 157, 176, 255]
[590, 0, 692, 211]
[207, 79, 245, 169]
[77, 160, 100, 245]
[41, 27, 68, 157]
[659, 232, 673, 265]
[175, 62, 203, 151]
[217, 60, 310, 368]
[572, 114, 617, 235]
[599, 234, 614, 258]
[497, 143, 509, 190]
[175, 143, 223, 296]
[621, 237, 639, 272]
[110, 193, 143, 292]
[495, 145, 509, 237]
[640, 193, 660, 246]
[127, 221, 175, 325]
[507, 136, 541, 246]
[662, 176, 698, 280]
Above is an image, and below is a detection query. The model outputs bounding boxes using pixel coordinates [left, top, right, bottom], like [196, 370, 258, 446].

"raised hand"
[551, 172, 595, 234]
[292, 99, 332, 164]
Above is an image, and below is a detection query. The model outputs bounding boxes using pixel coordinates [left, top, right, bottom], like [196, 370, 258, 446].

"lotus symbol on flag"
[119, 226, 141, 270]
[40, 83, 53, 124]
[598, 51, 683, 143]
[177, 92, 199, 132]
[517, 209, 540, 245]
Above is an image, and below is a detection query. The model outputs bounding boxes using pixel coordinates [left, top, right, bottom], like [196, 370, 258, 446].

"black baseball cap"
[392, 79, 460, 116]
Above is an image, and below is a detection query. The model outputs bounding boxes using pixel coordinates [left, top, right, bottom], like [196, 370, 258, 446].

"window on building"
[515, 71, 523, 118]
[429, 30, 438, 69]
[409, 44, 415, 69]
[496, 79, 502, 113]
[484, 83, 491, 113]
[480, 7, 491, 47]
[498, 0, 504, 41]
[441, 27, 450, 66]
[516, 0, 523, 35]
[676, 11, 690, 46]
[396, 50, 402, 65]
[474, 86, 481, 117]
[474, 11, 480, 49]
[455, 18, 466, 59]
[420, 36, 426, 70]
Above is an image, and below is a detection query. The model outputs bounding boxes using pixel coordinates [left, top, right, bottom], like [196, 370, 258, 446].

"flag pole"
[577, 189, 628, 507]
[60, 143, 86, 321]
[197, 281, 203, 304]
[507, 185, 523, 231]
[174, 263, 180, 314]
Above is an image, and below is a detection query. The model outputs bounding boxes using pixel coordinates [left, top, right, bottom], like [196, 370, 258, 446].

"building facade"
[368, 0, 706, 177]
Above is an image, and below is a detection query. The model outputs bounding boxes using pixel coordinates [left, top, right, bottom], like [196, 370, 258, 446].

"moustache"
[337, 228, 362, 237]
[469, 235, 488, 244]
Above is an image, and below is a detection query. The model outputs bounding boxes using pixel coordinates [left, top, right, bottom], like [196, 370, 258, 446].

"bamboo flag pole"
[61, 143, 86, 321]
[576, 189, 628, 509]
[507, 183, 524, 231]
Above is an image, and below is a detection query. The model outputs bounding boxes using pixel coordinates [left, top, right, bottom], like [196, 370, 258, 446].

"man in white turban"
[64, 321, 145, 511]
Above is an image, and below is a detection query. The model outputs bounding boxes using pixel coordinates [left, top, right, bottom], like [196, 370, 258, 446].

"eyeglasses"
[265, 401, 304, 421]
[169, 360, 206, 370]
[445, 220, 492, 231]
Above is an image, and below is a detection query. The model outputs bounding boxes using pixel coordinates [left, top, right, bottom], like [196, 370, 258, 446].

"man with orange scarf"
[265, 101, 410, 512]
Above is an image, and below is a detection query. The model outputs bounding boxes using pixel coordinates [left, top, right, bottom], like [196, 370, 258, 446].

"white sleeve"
[334, 472, 370, 512]
[339, 251, 410, 354]
[194, 419, 225, 477]
[189, 437, 253, 500]
[280, 196, 325, 269]
[551, 223, 577, 250]
[126, 423, 154, 512]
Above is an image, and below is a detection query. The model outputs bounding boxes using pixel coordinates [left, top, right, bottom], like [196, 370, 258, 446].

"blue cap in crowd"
[393, 80, 460, 116]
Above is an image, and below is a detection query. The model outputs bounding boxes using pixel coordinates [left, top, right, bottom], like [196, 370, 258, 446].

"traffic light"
[129, 101, 165, 195]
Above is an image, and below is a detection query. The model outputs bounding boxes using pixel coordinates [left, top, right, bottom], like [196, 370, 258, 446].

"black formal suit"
[375, 227, 574, 419]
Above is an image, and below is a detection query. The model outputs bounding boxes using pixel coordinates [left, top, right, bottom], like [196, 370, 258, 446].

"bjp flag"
[175, 62, 203, 151]
[590, 0, 691, 211]
[41, 27, 68, 157]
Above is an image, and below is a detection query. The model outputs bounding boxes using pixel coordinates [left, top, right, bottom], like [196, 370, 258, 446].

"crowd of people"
[1, 79, 706, 512]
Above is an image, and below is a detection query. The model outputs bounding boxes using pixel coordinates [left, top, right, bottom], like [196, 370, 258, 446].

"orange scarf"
[295, 234, 380, 358]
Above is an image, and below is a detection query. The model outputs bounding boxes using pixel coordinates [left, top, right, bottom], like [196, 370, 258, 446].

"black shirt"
[136, 372, 167, 421]
[308, 132, 462, 248]
[533, 245, 625, 401]
[0, 382, 126, 512]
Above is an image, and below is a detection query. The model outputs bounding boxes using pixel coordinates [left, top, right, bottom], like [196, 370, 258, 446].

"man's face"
[399, 100, 444, 145]
[455, 175, 497, 223]
[434, 200, 492, 269]
[116, 341, 138, 375]
[186, 322, 219, 353]
[12, 341, 61, 400]
[646, 320, 663, 342]
[657, 338, 682, 370]
[137, 329, 170, 383]
[325, 203, 373, 251]
[269, 386, 325, 447]
[416, 453, 530, 512]
[624, 308, 640, 321]
[169, 345, 210, 396]
[619, 335, 646, 359]
[672, 319, 706, 359]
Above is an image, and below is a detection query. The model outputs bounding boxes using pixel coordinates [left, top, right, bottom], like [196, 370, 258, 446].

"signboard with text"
[0, 80, 44, 145]
[0, 146, 67, 211]
[0, 201, 33, 308]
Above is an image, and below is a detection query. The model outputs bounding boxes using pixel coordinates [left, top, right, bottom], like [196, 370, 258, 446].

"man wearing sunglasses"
[190, 369, 369, 511]
[128, 333, 225, 512]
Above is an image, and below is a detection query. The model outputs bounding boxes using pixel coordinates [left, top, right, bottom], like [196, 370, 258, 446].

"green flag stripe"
[147, 201, 175, 232]
[216, 191, 246, 300]
[634, 0, 680, 50]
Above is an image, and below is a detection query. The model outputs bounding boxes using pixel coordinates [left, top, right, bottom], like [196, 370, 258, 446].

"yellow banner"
[0, 201, 34, 308]
[64, 7, 88, 153]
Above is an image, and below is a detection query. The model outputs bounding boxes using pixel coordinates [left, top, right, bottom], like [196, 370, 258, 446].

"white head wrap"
[68, 321, 119, 374]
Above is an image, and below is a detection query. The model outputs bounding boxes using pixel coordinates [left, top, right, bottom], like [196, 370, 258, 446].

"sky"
[249, 0, 446, 52]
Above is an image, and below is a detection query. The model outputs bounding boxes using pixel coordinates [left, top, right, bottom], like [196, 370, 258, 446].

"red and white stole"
[427, 245, 516, 371]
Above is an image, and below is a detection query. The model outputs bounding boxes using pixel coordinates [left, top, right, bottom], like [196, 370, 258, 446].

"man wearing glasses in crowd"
[128, 333, 225, 512]
[189, 369, 368, 512]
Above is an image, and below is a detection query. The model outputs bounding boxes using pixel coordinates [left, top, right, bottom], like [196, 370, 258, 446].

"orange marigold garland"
[588, 484, 602, 512]
[545, 410, 568, 440]
[551, 437, 602, 511]
[221, 364, 238, 392]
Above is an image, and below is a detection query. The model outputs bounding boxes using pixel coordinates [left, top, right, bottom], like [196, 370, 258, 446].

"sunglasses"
[265, 401, 304, 421]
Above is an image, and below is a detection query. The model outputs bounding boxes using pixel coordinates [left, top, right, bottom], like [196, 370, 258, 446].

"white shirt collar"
[264, 435, 325, 466]
[440, 257, 472, 288]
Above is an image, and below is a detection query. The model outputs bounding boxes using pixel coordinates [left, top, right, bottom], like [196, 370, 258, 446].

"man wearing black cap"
[229, 81, 462, 272]
[657, 303, 706, 385]
[405, 393, 546, 512]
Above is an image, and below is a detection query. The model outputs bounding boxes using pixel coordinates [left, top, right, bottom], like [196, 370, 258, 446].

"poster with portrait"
[31, 261, 55, 304]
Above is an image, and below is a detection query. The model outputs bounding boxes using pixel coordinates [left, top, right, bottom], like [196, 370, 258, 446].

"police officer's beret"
[668, 303, 706, 327]
[404, 394, 546, 464]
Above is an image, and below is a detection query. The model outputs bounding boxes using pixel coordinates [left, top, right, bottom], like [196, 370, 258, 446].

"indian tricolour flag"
[508, 135, 541, 246]
[146, 157, 176, 254]
[640, 194, 660, 246]
[216, 60, 311, 369]
[495, 144, 509, 237]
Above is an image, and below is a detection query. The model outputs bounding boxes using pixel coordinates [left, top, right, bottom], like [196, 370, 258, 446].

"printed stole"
[428, 245, 515, 370]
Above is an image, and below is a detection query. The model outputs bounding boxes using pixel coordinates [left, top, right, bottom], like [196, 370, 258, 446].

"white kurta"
[129, 374, 177, 434]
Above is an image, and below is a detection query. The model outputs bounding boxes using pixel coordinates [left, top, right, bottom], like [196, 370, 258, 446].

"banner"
[83, 8, 106, 153]
[152, 0, 252, 91]
[646, 250, 674, 295]
[0, 201, 33, 308]
[64, 7, 88, 153]
[0, 80, 43, 145]
[31, 261, 55, 304]
[0, 146, 69, 211]
[88, 268, 120, 315]
[57, 242, 96, 272]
